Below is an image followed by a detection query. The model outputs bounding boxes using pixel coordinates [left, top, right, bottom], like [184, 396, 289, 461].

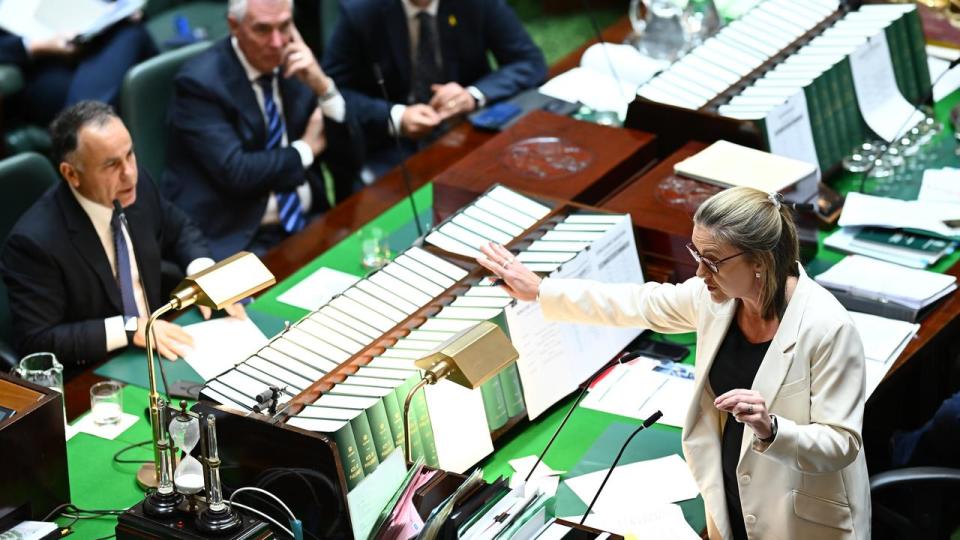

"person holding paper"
[0, 22, 156, 125]
[0, 102, 244, 370]
[479, 187, 870, 540]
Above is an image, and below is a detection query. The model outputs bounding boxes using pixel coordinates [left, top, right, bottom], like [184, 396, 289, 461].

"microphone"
[524, 350, 647, 483]
[857, 55, 960, 193]
[115, 198, 174, 402]
[373, 62, 425, 238]
[580, 409, 663, 525]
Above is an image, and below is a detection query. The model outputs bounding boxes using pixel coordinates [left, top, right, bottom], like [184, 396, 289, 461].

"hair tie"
[767, 192, 783, 210]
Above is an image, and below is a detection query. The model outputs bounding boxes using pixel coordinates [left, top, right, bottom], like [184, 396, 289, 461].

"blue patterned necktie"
[111, 211, 140, 319]
[256, 74, 306, 234]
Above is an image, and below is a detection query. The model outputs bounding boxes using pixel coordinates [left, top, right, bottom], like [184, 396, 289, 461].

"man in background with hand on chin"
[163, 0, 360, 261]
[1, 101, 244, 371]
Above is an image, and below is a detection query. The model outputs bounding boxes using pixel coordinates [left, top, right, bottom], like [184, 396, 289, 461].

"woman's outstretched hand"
[477, 242, 542, 302]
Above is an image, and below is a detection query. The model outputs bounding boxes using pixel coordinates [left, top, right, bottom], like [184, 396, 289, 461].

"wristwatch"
[760, 414, 778, 443]
[124, 316, 138, 344]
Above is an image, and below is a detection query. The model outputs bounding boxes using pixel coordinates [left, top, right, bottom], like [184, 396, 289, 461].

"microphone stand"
[373, 63, 425, 239]
[524, 350, 645, 483]
[580, 410, 663, 525]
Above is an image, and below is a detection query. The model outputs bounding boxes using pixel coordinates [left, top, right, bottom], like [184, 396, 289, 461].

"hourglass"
[169, 403, 204, 496]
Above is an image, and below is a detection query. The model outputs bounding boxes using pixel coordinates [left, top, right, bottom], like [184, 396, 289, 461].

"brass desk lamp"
[403, 321, 519, 463]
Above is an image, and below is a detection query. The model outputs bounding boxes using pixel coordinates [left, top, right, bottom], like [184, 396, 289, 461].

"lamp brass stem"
[145, 299, 176, 485]
[403, 377, 430, 464]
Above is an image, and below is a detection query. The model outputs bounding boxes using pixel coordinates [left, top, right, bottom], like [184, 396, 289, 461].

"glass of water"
[90, 381, 123, 425]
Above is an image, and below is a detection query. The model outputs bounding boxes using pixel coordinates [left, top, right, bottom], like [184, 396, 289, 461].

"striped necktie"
[256, 74, 306, 234]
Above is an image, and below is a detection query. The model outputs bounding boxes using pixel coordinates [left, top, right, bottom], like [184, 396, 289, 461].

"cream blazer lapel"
[736, 268, 813, 466]
[682, 297, 736, 539]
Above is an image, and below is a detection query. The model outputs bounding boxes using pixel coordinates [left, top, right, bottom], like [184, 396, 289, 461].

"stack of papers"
[540, 43, 667, 119]
[815, 255, 957, 310]
[848, 311, 919, 397]
[824, 227, 956, 269]
[838, 192, 960, 240]
[181, 316, 268, 381]
[555, 505, 700, 540]
[673, 140, 818, 193]
[0, 0, 146, 42]
[918, 168, 960, 204]
[580, 357, 695, 428]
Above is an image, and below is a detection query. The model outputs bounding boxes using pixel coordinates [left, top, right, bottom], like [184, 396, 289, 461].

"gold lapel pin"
[448, 14, 457, 27]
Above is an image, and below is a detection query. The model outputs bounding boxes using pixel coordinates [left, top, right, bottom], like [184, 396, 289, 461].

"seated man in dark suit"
[0, 101, 243, 369]
[323, 0, 548, 177]
[163, 0, 359, 261]
[0, 22, 156, 125]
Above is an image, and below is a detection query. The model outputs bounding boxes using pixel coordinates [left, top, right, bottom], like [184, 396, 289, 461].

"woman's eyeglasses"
[686, 242, 744, 273]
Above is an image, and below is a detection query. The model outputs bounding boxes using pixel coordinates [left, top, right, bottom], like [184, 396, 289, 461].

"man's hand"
[132, 318, 194, 361]
[429, 83, 476, 121]
[198, 302, 247, 321]
[297, 107, 327, 156]
[400, 104, 442, 139]
[28, 35, 76, 57]
[282, 25, 331, 97]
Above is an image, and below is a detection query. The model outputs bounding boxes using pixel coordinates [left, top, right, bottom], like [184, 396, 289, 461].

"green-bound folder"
[326, 383, 397, 461]
[302, 398, 382, 476]
[498, 363, 526, 419]
[286, 416, 364, 490]
[479, 374, 509, 431]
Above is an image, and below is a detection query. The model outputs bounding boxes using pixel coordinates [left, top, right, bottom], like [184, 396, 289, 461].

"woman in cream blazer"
[478, 188, 870, 540]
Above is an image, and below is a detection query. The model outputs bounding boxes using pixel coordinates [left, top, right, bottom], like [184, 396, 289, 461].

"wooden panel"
[600, 140, 711, 283]
[433, 110, 656, 219]
[0, 377, 43, 413]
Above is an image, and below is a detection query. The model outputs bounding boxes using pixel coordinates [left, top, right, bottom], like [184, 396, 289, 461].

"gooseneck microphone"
[580, 409, 663, 525]
[524, 350, 646, 483]
[373, 62, 425, 239]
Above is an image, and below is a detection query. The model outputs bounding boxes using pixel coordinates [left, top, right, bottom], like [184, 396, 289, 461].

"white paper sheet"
[275, 266, 359, 312]
[423, 379, 494, 473]
[565, 454, 700, 516]
[347, 449, 407, 540]
[558, 504, 700, 540]
[581, 359, 695, 428]
[838, 191, 960, 239]
[764, 90, 821, 180]
[849, 32, 924, 142]
[814, 254, 958, 309]
[181, 316, 268, 381]
[849, 311, 919, 397]
[918, 168, 960, 205]
[69, 411, 138, 441]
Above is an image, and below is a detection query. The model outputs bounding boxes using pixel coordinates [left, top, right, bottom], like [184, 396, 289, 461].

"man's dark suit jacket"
[0, 176, 210, 367]
[162, 37, 359, 261]
[323, 0, 547, 152]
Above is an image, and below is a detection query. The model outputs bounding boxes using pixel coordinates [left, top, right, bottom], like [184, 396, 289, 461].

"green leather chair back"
[120, 40, 213, 182]
[0, 152, 61, 359]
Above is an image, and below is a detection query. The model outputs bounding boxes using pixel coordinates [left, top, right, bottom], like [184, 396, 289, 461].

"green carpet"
[509, 0, 622, 66]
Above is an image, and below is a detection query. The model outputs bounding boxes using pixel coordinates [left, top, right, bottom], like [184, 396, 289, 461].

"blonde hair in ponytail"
[693, 187, 800, 320]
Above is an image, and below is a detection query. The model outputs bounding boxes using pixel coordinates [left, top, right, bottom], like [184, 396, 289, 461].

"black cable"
[112, 439, 153, 464]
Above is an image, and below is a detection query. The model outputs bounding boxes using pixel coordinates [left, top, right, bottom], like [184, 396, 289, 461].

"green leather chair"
[145, 1, 229, 51]
[0, 152, 61, 370]
[120, 40, 212, 182]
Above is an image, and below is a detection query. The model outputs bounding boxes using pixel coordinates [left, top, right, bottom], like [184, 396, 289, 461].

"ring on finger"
[747, 404, 755, 414]
[447, 99, 457, 109]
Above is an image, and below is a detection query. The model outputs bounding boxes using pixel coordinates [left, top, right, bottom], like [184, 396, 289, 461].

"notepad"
[673, 140, 817, 193]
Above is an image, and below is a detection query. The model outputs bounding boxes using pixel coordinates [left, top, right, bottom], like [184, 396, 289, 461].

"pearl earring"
[755, 272, 761, 278]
